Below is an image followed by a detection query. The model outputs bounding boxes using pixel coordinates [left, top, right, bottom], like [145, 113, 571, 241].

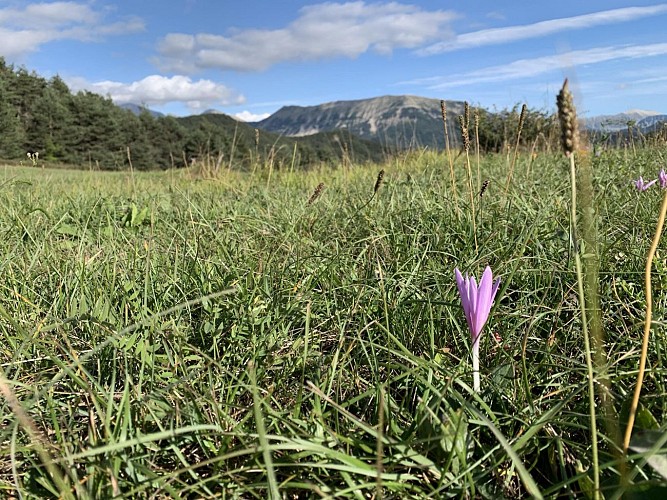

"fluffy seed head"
[556, 79, 579, 155]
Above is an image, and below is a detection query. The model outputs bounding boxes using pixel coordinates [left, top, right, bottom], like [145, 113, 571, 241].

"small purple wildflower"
[635, 176, 657, 192]
[659, 169, 667, 189]
[454, 266, 501, 392]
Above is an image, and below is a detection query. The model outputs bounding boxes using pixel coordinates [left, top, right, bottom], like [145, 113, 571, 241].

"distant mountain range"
[633, 114, 667, 132]
[119, 97, 667, 153]
[251, 95, 464, 150]
[117, 102, 385, 167]
[582, 109, 667, 131]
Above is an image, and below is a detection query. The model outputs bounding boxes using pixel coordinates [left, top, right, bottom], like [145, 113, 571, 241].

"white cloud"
[402, 43, 667, 90]
[0, 2, 98, 28]
[155, 1, 457, 72]
[234, 111, 271, 122]
[419, 4, 667, 55]
[0, 2, 144, 59]
[69, 75, 245, 111]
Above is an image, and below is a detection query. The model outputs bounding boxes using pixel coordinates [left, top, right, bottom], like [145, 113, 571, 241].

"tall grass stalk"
[504, 104, 526, 196]
[474, 107, 481, 193]
[558, 79, 600, 499]
[578, 152, 615, 441]
[459, 107, 478, 251]
[0, 365, 79, 499]
[249, 360, 280, 499]
[568, 152, 600, 499]
[623, 189, 667, 452]
[440, 100, 457, 199]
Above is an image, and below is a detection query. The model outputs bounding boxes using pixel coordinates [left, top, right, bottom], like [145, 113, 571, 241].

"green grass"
[1, 148, 667, 498]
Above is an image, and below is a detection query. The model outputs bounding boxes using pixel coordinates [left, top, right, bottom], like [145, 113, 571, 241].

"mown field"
[1, 147, 666, 498]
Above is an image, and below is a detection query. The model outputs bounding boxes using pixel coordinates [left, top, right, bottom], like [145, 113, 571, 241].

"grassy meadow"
[1, 144, 667, 498]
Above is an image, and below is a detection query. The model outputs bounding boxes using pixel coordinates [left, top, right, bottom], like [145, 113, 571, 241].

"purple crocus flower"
[659, 169, 667, 189]
[455, 266, 501, 392]
[635, 176, 657, 191]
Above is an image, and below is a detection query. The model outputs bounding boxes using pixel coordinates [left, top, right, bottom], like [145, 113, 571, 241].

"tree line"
[3, 57, 608, 171]
[0, 58, 386, 171]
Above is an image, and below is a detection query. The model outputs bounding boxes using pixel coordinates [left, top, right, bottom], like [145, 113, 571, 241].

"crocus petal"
[473, 266, 494, 340]
[455, 269, 474, 331]
[635, 176, 657, 191]
[454, 268, 470, 317]
[644, 179, 657, 190]
[660, 169, 667, 188]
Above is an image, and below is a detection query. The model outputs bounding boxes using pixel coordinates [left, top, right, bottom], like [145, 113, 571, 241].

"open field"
[1, 147, 667, 498]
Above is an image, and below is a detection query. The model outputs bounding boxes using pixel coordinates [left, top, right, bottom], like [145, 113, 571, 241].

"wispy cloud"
[418, 4, 667, 55]
[402, 43, 667, 89]
[155, 1, 457, 72]
[68, 75, 245, 111]
[0, 2, 144, 59]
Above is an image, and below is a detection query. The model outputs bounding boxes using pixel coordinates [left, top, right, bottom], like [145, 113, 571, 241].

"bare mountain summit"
[254, 95, 465, 150]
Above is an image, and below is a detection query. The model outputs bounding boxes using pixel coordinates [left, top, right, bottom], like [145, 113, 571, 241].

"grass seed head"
[479, 179, 490, 197]
[374, 169, 385, 194]
[557, 79, 579, 155]
[307, 182, 325, 205]
[458, 115, 470, 152]
[518, 104, 527, 135]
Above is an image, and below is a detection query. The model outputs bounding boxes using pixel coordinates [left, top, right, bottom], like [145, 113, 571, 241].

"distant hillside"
[119, 103, 165, 118]
[637, 114, 667, 132]
[582, 109, 661, 131]
[176, 113, 386, 167]
[0, 57, 384, 170]
[254, 95, 465, 150]
[585, 112, 667, 146]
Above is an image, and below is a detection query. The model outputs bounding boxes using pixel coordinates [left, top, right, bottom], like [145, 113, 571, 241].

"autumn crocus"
[659, 168, 667, 189]
[635, 176, 657, 191]
[455, 266, 501, 392]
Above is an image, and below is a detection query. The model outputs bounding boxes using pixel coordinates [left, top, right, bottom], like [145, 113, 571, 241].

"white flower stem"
[472, 344, 480, 392]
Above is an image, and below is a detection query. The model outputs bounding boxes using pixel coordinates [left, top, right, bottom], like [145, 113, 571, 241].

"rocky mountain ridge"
[252, 95, 465, 150]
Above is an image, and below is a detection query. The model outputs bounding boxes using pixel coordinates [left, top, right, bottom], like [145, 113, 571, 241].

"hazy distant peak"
[624, 109, 660, 117]
[119, 102, 164, 118]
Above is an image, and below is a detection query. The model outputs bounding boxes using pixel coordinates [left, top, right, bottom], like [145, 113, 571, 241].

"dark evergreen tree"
[0, 56, 385, 168]
[28, 76, 74, 161]
[0, 78, 26, 158]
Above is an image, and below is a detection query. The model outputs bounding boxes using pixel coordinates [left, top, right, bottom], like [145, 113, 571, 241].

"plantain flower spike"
[557, 79, 580, 156]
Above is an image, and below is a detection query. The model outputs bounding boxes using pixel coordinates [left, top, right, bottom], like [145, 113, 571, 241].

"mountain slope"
[176, 112, 386, 167]
[119, 103, 165, 118]
[637, 114, 667, 131]
[255, 95, 464, 150]
[582, 110, 661, 131]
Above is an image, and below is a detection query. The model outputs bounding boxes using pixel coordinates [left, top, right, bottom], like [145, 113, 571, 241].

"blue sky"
[2, 1, 667, 120]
